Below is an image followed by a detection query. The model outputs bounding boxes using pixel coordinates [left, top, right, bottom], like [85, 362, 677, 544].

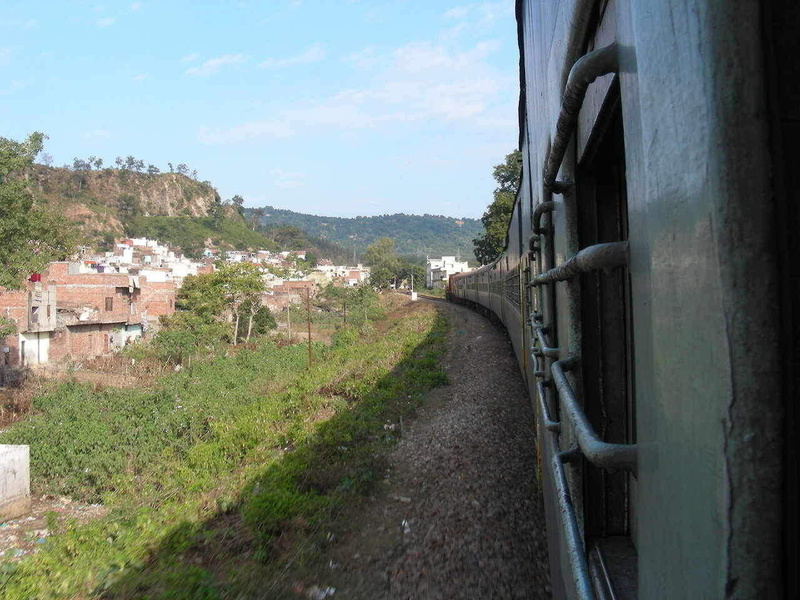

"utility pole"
[287, 304, 291, 341]
[306, 288, 313, 369]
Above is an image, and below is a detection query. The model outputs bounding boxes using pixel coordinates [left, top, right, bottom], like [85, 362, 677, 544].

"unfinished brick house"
[0, 262, 176, 368]
[262, 280, 317, 312]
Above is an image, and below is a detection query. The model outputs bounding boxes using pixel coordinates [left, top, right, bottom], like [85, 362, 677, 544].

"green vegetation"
[472, 150, 522, 265]
[0, 132, 76, 289]
[364, 237, 425, 290]
[317, 284, 386, 327]
[259, 225, 352, 265]
[246, 206, 481, 261]
[0, 298, 448, 599]
[145, 263, 277, 364]
[124, 216, 278, 258]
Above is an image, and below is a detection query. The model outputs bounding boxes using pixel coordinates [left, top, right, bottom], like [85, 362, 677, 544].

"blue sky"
[0, 1, 519, 218]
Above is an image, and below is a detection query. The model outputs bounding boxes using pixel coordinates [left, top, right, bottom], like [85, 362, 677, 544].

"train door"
[576, 90, 637, 596]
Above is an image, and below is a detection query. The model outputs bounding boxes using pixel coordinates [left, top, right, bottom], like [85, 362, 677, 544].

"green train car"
[448, 1, 797, 597]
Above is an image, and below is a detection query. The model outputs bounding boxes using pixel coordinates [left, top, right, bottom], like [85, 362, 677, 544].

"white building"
[426, 256, 470, 288]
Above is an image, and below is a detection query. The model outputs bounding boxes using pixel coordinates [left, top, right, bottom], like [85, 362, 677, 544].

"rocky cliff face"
[25, 165, 223, 241]
[29, 165, 220, 217]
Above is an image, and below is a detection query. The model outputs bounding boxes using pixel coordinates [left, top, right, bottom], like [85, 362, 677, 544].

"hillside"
[24, 165, 282, 256]
[245, 206, 481, 261]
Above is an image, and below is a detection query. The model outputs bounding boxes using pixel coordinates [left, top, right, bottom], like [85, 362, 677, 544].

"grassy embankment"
[0, 297, 448, 599]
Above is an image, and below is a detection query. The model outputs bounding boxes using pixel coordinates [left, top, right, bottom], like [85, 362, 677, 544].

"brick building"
[0, 262, 176, 368]
[262, 280, 317, 312]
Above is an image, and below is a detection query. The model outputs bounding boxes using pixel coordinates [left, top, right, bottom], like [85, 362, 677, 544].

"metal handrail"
[532, 323, 560, 358]
[533, 201, 556, 235]
[530, 242, 628, 287]
[537, 380, 561, 432]
[548, 434, 596, 599]
[551, 358, 638, 474]
[544, 42, 619, 188]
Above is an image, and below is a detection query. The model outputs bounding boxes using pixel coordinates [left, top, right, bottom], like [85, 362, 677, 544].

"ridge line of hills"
[26, 164, 481, 262]
[245, 205, 481, 261]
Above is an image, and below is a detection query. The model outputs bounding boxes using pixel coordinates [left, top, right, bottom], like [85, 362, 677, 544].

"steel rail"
[530, 242, 628, 287]
[544, 42, 619, 189]
[551, 358, 639, 474]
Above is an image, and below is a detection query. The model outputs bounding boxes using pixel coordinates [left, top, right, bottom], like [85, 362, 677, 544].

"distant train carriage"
[451, 1, 796, 598]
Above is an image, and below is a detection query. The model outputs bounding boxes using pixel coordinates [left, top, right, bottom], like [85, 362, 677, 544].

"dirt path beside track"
[309, 298, 551, 599]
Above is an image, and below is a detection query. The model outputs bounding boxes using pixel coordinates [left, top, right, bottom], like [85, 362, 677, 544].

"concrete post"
[0, 445, 30, 522]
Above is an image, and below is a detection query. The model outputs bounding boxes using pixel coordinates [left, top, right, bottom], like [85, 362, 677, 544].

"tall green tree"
[365, 237, 402, 289]
[472, 149, 522, 265]
[0, 132, 76, 289]
[177, 263, 265, 344]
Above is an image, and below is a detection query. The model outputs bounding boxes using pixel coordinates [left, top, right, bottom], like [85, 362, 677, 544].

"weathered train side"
[450, 1, 793, 597]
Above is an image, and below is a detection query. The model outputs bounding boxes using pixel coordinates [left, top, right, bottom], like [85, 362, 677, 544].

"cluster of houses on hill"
[0, 235, 472, 373]
[0, 237, 370, 372]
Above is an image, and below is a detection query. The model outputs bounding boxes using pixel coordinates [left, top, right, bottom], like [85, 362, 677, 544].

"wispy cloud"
[83, 129, 112, 139]
[132, 73, 148, 82]
[130, 2, 142, 10]
[271, 169, 305, 189]
[0, 48, 11, 66]
[259, 44, 325, 69]
[201, 37, 513, 143]
[180, 52, 199, 63]
[185, 53, 247, 76]
[343, 46, 382, 70]
[96, 16, 116, 27]
[197, 120, 294, 144]
[446, 1, 513, 25]
[289, 0, 302, 7]
[443, 6, 470, 20]
[0, 80, 31, 96]
[393, 40, 498, 73]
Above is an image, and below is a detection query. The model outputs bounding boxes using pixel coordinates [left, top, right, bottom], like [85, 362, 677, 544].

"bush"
[150, 313, 228, 364]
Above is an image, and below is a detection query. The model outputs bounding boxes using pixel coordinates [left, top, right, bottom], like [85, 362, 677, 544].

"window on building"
[105, 297, 113, 311]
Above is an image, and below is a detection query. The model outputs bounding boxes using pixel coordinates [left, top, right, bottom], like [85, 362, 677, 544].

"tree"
[72, 157, 91, 171]
[0, 132, 76, 289]
[176, 263, 265, 344]
[231, 194, 245, 216]
[216, 262, 265, 344]
[117, 194, 140, 219]
[493, 149, 522, 192]
[236, 300, 275, 342]
[365, 237, 401, 289]
[398, 262, 424, 289]
[147, 164, 160, 175]
[472, 150, 522, 265]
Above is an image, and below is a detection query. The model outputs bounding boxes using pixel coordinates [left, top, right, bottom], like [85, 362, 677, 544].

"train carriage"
[450, 1, 796, 597]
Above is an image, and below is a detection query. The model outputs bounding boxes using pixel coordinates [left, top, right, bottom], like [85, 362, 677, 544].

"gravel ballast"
[321, 299, 551, 599]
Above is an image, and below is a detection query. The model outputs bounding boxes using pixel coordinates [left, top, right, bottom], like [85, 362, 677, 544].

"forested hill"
[245, 206, 482, 260]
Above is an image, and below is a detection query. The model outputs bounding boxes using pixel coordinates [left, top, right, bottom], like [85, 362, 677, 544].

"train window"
[576, 92, 638, 592]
